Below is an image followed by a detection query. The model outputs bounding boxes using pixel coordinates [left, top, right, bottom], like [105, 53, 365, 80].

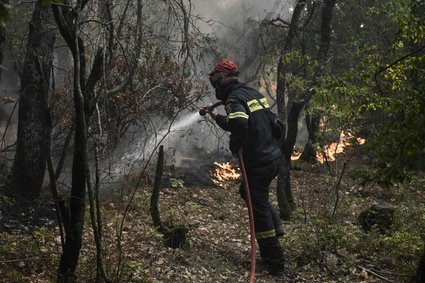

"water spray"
[199, 101, 223, 116]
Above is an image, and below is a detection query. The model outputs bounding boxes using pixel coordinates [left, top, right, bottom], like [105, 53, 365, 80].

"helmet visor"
[209, 72, 223, 88]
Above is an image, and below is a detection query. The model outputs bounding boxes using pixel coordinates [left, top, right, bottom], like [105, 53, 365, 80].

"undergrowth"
[0, 159, 424, 282]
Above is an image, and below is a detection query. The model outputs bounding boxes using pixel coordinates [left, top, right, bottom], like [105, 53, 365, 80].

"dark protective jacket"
[215, 82, 281, 166]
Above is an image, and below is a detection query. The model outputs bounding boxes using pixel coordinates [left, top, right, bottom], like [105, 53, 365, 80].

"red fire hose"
[238, 150, 256, 283]
[199, 105, 256, 281]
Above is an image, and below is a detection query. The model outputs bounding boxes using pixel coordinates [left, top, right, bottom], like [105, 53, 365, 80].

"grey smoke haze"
[149, 0, 301, 167]
[105, 1, 297, 175]
[192, 0, 294, 78]
[1, 1, 302, 186]
[164, 0, 297, 158]
[192, 0, 292, 33]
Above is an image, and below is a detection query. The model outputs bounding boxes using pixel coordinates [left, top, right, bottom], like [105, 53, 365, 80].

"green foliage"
[0, 1, 10, 27]
[358, 200, 425, 274]
[361, 231, 423, 273]
[284, 195, 424, 275]
[122, 260, 150, 282]
[165, 206, 182, 224]
[312, 0, 425, 187]
[282, 50, 318, 97]
[284, 218, 361, 268]
[170, 178, 185, 189]
[0, 189, 14, 205]
[393, 201, 425, 238]
[3, 3, 33, 72]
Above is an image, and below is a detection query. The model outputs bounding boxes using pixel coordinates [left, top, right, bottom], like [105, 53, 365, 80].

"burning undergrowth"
[160, 147, 240, 189]
[292, 132, 366, 163]
[210, 161, 241, 187]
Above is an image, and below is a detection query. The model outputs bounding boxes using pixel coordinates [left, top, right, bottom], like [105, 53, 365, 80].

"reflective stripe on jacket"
[215, 82, 281, 167]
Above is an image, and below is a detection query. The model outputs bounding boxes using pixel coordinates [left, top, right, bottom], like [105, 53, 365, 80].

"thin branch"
[374, 44, 425, 94]
[0, 256, 50, 263]
[0, 98, 19, 147]
[302, 1, 316, 28]
[358, 266, 396, 283]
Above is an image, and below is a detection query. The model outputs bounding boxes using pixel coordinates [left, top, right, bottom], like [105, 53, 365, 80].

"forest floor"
[1, 148, 424, 283]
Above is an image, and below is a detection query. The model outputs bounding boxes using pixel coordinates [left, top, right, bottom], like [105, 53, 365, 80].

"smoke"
[109, 0, 302, 185]
[163, 0, 296, 160]
[144, 0, 298, 169]
[192, 0, 294, 79]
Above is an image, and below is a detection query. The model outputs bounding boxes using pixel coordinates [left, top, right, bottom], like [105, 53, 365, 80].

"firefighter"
[202, 59, 285, 275]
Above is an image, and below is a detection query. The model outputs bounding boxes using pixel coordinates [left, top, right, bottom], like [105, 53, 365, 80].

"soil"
[0, 151, 421, 283]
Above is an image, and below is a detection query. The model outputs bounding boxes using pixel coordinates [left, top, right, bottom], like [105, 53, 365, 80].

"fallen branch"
[359, 266, 395, 283]
[0, 256, 49, 263]
[371, 267, 411, 278]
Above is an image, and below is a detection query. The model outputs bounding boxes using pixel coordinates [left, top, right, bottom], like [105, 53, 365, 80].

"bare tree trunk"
[51, 0, 124, 279]
[92, 140, 108, 282]
[414, 247, 425, 283]
[8, 0, 55, 200]
[275, 0, 306, 220]
[150, 145, 188, 249]
[300, 113, 320, 163]
[51, 0, 149, 279]
[0, 1, 7, 79]
[301, 0, 337, 163]
[52, 2, 90, 280]
[412, 4, 425, 281]
[275, 0, 337, 219]
[150, 145, 166, 232]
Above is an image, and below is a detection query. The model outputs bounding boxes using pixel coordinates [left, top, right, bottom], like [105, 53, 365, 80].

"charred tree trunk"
[150, 145, 188, 249]
[412, 3, 425, 280]
[0, 1, 7, 79]
[51, 0, 123, 279]
[52, 0, 143, 279]
[151, 145, 167, 232]
[8, 1, 55, 200]
[52, 2, 91, 281]
[57, 110, 87, 282]
[300, 113, 320, 163]
[277, 101, 304, 218]
[275, 0, 336, 219]
[414, 247, 425, 283]
[301, 0, 337, 163]
[276, 0, 306, 220]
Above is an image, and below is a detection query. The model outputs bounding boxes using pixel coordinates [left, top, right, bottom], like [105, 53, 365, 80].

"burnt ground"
[0, 149, 423, 283]
[0, 188, 57, 234]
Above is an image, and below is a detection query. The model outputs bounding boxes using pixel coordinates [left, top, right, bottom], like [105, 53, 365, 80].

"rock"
[358, 202, 396, 234]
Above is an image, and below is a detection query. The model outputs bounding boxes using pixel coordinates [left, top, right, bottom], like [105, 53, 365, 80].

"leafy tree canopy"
[0, 0, 10, 27]
[312, 0, 425, 187]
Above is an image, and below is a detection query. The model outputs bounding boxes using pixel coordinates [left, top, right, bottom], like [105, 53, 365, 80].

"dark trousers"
[239, 157, 284, 269]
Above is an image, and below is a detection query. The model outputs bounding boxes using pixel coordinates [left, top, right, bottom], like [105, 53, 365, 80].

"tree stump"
[150, 145, 188, 249]
[358, 202, 396, 234]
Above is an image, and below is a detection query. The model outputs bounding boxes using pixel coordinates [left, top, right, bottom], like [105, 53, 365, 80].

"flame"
[291, 150, 302, 160]
[211, 162, 241, 186]
[317, 132, 365, 163]
[291, 132, 366, 163]
[1, 97, 16, 104]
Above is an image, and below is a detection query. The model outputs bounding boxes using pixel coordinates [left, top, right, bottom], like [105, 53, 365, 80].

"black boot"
[258, 237, 285, 275]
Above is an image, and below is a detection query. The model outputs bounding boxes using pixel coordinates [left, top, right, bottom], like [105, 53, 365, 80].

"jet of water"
[112, 112, 201, 176]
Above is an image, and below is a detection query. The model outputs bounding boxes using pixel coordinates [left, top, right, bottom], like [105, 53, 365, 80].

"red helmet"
[209, 59, 239, 76]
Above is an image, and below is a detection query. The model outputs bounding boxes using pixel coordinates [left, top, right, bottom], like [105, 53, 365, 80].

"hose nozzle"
[199, 101, 223, 116]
